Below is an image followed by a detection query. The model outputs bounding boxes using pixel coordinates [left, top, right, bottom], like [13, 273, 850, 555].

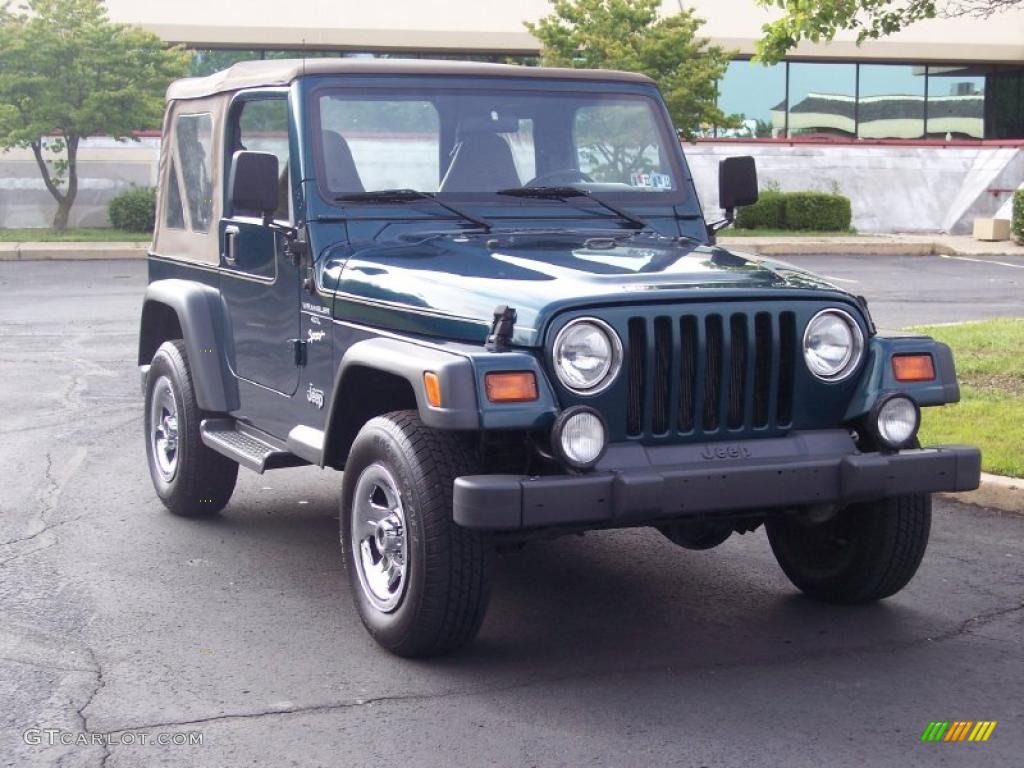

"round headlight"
[873, 395, 920, 449]
[552, 407, 608, 469]
[552, 318, 622, 394]
[803, 309, 865, 381]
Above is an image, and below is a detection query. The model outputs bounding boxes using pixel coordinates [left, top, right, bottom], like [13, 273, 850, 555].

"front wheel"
[340, 411, 492, 657]
[766, 494, 931, 604]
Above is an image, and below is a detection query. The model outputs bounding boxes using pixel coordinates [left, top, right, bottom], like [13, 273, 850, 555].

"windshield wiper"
[496, 186, 647, 230]
[335, 189, 491, 232]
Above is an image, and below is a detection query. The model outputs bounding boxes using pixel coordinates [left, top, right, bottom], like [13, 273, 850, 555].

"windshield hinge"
[485, 305, 517, 352]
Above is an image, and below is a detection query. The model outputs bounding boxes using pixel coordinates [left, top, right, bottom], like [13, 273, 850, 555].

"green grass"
[0, 228, 148, 242]
[911, 318, 1024, 478]
[722, 228, 860, 237]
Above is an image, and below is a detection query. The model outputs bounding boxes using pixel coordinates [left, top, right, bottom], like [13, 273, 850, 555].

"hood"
[321, 230, 848, 346]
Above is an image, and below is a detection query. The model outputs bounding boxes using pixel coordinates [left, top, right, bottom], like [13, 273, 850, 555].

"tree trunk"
[30, 135, 79, 232]
[52, 197, 73, 231]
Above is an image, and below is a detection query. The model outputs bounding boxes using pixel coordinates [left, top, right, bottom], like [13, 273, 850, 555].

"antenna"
[302, 37, 307, 76]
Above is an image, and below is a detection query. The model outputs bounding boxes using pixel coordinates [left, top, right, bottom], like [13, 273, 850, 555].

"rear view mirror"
[228, 150, 279, 222]
[719, 156, 759, 213]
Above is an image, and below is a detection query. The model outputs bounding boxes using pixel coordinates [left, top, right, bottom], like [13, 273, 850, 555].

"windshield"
[314, 85, 685, 202]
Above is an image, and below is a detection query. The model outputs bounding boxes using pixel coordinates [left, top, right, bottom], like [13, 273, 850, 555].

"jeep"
[139, 59, 981, 657]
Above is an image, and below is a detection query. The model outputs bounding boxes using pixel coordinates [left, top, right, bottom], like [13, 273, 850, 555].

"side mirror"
[228, 150, 279, 222]
[718, 155, 759, 214]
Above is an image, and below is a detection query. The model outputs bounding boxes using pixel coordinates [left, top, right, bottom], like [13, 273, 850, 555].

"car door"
[219, 91, 301, 396]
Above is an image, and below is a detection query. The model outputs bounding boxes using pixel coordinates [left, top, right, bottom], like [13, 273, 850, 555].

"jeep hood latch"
[485, 305, 517, 352]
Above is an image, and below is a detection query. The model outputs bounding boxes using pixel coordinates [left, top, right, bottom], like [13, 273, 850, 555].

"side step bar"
[200, 419, 308, 473]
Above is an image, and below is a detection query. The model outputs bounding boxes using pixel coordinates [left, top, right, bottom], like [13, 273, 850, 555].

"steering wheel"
[524, 168, 594, 187]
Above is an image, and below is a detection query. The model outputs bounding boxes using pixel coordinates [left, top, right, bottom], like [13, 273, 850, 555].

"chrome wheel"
[351, 463, 408, 613]
[149, 375, 179, 482]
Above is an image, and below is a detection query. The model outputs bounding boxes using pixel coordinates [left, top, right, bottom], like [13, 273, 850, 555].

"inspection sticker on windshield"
[630, 172, 672, 190]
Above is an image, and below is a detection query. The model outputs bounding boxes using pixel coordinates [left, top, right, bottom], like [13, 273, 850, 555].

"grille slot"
[626, 318, 646, 436]
[625, 309, 797, 439]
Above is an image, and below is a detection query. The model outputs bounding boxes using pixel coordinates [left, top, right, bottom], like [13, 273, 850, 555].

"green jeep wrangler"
[139, 59, 980, 657]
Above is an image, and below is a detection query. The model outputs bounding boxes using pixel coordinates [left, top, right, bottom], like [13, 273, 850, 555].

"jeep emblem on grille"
[701, 444, 753, 461]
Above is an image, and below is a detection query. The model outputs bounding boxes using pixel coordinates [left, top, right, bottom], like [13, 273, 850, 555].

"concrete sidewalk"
[718, 233, 1024, 258]
[2, 233, 1023, 261]
[0, 241, 148, 260]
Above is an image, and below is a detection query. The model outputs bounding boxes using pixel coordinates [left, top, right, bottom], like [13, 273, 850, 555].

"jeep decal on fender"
[306, 383, 324, 409]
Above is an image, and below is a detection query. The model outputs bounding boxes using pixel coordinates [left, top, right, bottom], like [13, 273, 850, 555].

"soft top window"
[174, 113, 214, 232]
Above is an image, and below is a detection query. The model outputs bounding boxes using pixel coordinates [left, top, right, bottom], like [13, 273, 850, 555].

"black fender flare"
[139, 279, 239, 413]
[322, 337, 480, 467]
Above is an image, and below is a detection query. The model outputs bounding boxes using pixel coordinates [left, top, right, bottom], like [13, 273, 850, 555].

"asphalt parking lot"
[1, 256, 1021, 768]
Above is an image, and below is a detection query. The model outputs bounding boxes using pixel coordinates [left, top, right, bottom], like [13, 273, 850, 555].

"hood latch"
[485, 305, 517, 352]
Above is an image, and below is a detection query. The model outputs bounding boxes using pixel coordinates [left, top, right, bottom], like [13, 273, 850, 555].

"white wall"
[0, 138, 159, 229]
[1, 138, 1019, 234]
[686, 142, 1024, 233]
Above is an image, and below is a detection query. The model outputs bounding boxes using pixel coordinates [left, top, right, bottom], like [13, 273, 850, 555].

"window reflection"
[858, 65, 925, 139]
[927, 66, 986, 139]
[787, 63, 857, 138]
[717, 60, 786, 138]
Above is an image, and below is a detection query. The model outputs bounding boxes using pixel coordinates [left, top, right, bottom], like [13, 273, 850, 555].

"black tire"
[340, 411, 492, 657]
[766, 494, 931, 604]
[144, 340, 238, 517]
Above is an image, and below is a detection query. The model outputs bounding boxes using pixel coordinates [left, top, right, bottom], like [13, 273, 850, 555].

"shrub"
[782, 192, 852, 231]
[109, 187, 156, 233]
[1013, 189, 1024, 245]
[735, 188, 786, 229]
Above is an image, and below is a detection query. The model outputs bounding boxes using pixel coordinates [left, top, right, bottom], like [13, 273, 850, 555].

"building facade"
[2, 1, 1022, 231]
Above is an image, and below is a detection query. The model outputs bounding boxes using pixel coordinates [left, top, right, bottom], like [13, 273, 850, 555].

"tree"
[526, 0, 738, 140]
[755, 1, 1024, 64]
[0, 0, 189, 229]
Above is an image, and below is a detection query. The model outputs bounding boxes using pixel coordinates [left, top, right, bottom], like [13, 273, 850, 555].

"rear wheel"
[144, 340, 238, 517]
[766, 494, 931, 604]
[340, 411, 492, 657]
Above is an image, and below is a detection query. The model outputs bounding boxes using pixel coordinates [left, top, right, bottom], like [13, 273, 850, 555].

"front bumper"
[453, 430, 981, 530]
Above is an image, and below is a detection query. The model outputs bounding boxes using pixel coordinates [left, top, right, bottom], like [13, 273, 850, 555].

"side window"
[574, 102, 675, 190]
[318, 97, 439, 192]
[174, 113, 214, 231]
[236, 98, 290, 220]
[164, 158, 185, 229]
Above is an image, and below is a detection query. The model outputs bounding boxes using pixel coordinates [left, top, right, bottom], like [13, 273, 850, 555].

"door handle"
[223, 225, 240, 266]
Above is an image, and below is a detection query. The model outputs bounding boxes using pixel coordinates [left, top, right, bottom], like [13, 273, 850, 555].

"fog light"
[872, 395, 920, 449]
[552, 407, 607, 469]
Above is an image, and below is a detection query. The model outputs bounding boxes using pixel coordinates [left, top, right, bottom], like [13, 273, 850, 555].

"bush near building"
[1013, 189, 1024, 245]
[109, 187, 157, 233]
[735, 189, 786, 229]
[734, 190, 852, 232]
[784, 192, 852, 231]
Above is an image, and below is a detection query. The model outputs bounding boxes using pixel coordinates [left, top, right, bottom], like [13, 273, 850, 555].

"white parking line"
[939, 254, 1024, 269]
[822, 275, 859, 284]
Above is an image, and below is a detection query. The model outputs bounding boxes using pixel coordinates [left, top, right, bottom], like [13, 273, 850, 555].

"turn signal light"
[892, 354, 936, 382]
[485, 371, 538, 403]
[423, 372, 442, 407]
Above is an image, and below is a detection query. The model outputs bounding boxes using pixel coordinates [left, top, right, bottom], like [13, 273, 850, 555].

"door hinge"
[291, 339, 307, 367]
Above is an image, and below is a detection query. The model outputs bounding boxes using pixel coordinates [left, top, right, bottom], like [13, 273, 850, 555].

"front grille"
[625, 310, 798, 438]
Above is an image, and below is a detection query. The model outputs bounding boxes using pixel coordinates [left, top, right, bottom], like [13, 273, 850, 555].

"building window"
[858, 64, 925, 139]
[717, 60, 786, 138]
[787, 62, 857, 138]
[926, 66, 986, 139]
[990, 67, 1024, 139]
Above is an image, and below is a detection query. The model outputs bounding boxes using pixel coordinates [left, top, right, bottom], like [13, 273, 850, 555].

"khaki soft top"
[165, 58, 656, 101]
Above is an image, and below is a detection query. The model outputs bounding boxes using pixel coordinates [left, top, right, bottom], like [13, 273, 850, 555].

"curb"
[942, 473, 1024, 515]
[718, 239, 946, 257]
[0, 242, 148, 261]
